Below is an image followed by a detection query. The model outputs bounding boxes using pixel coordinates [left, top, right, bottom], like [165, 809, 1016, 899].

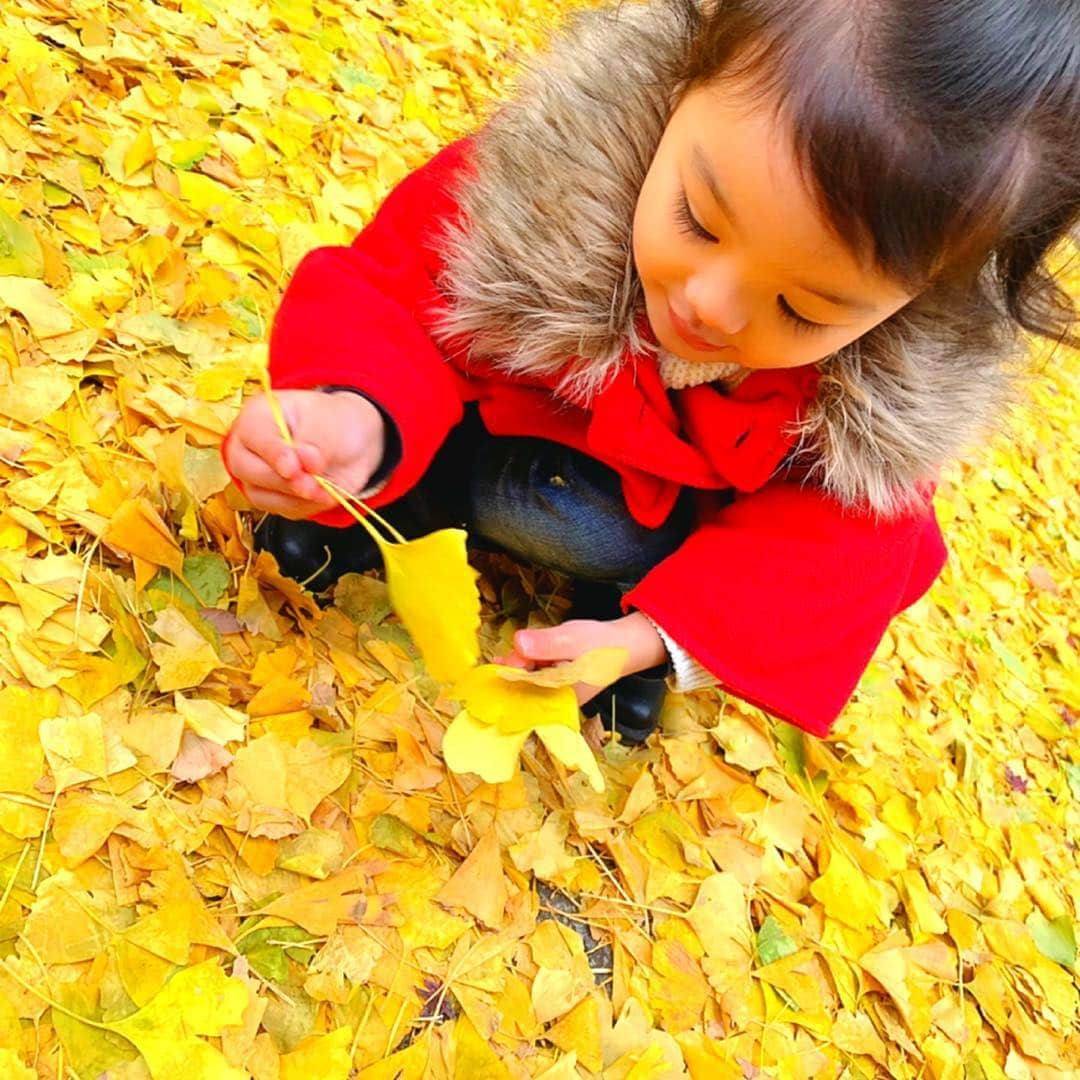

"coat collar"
[587, 356, 818, 490]
[432, 0, 1018, 516]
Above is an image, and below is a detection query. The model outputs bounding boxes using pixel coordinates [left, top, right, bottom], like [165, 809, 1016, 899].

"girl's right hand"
[224, 389, 387, 519]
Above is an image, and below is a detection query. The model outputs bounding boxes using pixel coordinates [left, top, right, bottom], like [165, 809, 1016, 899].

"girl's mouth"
[666, 302, 729, 353]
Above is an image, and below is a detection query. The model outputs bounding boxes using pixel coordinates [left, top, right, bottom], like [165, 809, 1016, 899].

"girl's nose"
[684, 265, 750, 337]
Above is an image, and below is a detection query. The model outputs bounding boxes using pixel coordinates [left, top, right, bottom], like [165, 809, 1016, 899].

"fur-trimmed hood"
[432, 0, 1020, 516]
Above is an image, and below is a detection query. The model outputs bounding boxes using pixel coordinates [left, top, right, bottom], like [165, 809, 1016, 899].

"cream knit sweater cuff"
[642, 614, 719, 693]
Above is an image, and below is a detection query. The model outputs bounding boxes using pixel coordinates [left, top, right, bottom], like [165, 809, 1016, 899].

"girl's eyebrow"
[691, 143, 742, 231]
[792, 276, 875, 313]
[690, 142, 876, 314]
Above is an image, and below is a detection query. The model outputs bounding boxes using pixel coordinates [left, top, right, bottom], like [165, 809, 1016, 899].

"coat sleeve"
[622, 481, 947, 737]
[223, 138, 476, 526]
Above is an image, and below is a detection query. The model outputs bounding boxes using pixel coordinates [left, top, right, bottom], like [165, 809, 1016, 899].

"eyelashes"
[776, 295, 823, 334]
[671, 188, 826, 334]
[673, 189, 717, 243]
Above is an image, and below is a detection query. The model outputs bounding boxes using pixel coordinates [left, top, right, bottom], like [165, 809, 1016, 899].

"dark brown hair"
[655, 0, 1080, 347]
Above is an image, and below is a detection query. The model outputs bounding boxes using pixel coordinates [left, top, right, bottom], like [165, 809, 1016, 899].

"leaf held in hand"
[442, 649, 624, 792]
[453, 665, 579, 734]
[534, 724, 604, 792]
[493, 645, 627, 688]
[380, 528, 480, 683]
[442, 709, 531, 786]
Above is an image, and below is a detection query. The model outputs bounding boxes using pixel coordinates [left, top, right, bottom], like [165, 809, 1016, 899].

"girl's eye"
[674, 190, 717, 243]
[777, 295, 826, 334]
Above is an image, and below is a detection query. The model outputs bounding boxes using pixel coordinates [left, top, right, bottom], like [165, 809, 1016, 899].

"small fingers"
[227, 444, 292, 492]
[235, 401, 302, 480]
[294, 442, 327, 476]
[514, 622, 592, 662]
[241, 483, 335, 519]
[492, 651, 534, 670]
[228, 445, 328, 502]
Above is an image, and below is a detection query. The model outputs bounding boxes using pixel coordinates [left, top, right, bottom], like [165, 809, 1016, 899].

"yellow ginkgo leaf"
[534, 724, 604, 793]
[441, 710, 531, 785]
[380, 528, 481, 683]
[0, 277, 74, 338]
[493, 646, 628, 689]
[0, 1050, 33, 1080]
[101, 960, 249, 1080]
[444, 650, 624, 791]
[453, 665, 579, 734]
[279, 1024, 354, 1080]
[259, 378, 481, 684]
[102, 499, 185, 577]
[39, 713, 137, 793]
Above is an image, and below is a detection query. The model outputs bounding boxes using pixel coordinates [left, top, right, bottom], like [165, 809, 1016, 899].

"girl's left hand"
[494, 612, 668, 704]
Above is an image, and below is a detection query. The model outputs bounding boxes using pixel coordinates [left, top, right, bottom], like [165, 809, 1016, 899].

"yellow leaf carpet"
[0, 1, 1076, 1077]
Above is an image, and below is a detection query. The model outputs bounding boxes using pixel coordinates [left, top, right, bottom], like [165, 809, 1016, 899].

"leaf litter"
[0, 0, 1077, 1077]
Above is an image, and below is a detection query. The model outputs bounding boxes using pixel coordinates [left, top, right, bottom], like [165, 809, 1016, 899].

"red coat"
[231, 137, 946, 737]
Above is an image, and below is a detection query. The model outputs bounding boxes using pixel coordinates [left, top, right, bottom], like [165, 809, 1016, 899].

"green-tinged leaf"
[774, 722, 806, 777]
[101, 960, 249, 1079]
[1026, 912, 1077, 970]
[237, 926, 318, 983]
[0, 210, 44, 278]
[1064, 762, 1080, 802]
[183, 553, 231, 606]
[756, 915, 798, 966]
[369, 814, 427, 858]
[334, 573, 391, 626]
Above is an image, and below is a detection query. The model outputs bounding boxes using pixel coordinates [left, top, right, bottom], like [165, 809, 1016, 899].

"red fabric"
[623, 483, 946, 736]
[223, 135, 949, 736]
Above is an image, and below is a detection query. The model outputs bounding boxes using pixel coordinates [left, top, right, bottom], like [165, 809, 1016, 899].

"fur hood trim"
[431, 0, 1020, 516]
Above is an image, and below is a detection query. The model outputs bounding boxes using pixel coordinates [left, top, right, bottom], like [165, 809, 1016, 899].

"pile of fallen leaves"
[0, 1, 1077, 1077]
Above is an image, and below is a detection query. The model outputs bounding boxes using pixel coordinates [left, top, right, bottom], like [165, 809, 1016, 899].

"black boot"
[253, 515, 380, 593]
[582, 665, 669, 745]
[570, 580, 668, 744]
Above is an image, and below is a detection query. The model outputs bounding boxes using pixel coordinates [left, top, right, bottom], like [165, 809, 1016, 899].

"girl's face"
[633, 80, 914, 369]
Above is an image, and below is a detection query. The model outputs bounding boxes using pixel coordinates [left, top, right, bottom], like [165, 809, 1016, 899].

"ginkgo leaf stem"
[31, 786, 59, 893]
[316, 474, 407, 544]
[297, 545, 334, 589]
[73, 534, 101, 649]
[310, 477, 384, 546]
[0, 842, 31, 918]
[383, 992, 410, 1056]
[258, 372, 403, 548]
[0, 792, 51, 809]
[349, 991, 376, 1060]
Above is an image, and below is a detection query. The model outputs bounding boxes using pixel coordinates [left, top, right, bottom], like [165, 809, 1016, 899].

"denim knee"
[467, 437, 692, 581]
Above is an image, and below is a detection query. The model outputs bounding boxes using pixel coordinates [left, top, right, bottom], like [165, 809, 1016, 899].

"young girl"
[222, 0, 1080, 743]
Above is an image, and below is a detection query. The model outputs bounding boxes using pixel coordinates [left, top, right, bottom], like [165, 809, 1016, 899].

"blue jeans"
[257, 408, 694, 591]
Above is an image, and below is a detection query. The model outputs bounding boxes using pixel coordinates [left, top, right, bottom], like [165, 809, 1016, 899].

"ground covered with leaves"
[0, 0, 1077, 1077]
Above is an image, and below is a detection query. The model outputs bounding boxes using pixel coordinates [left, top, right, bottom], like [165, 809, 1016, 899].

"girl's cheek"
[632, 167, 675, 282]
